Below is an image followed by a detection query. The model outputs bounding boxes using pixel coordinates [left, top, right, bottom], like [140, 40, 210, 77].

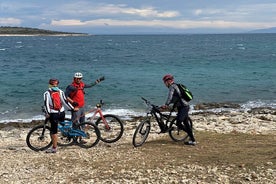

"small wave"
[241, 100, 276, 110]
[0, 115, 44, 124]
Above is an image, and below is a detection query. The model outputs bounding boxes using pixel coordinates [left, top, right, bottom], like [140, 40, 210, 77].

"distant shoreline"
[0, 34, 88, 36]
[0, 26, 89, 36]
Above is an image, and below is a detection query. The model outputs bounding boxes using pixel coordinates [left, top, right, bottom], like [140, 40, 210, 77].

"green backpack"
[177, 83, 193, 102]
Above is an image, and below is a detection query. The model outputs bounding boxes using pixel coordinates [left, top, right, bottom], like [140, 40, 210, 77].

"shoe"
[45, 148, 57, 153]
[184, 141, 196, 146]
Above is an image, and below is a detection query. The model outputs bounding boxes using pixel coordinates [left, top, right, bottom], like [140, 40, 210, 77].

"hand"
[96, 76, 105, 83]
[74, 107, 79, 111]
[161, 105, 168, 109]
[45, 114, 50, 118]
[72, 102, 79, 107]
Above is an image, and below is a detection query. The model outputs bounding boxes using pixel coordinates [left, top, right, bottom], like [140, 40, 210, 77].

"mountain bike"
[132, 97, 193, 147]
[26, 107, 101, 151]
[85, 100, 124, 143]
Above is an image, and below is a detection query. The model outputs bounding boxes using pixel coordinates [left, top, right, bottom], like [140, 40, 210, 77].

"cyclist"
[44, 78, 76, 153]
[161, 74, 196, 146]
[65, 72, 103, 126]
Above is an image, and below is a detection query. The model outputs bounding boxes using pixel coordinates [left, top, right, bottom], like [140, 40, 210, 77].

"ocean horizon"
[0, 34, 275, 123]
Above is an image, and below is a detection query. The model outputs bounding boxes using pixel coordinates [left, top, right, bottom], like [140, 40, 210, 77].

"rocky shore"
[0, 108, 275, 183]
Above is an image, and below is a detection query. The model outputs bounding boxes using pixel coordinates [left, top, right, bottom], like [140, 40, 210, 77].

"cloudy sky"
[1, 0, 276, 34]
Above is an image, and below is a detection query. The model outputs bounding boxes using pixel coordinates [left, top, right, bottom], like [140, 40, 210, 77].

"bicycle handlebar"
[141, 97, 161, 111]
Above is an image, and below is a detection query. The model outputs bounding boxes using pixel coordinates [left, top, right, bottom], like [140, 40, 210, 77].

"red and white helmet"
[162, 74, 174, 82]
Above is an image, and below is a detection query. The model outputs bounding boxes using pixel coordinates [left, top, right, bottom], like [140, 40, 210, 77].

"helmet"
[74, 72, 83, 78]
[49, 78, 59, 85]
[162, 74, 174, 82]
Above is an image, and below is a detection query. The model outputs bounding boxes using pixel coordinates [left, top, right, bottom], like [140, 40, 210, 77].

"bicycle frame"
[143, 98, 175, 130]
[66, 100, 124, 144]
[85, 103, 110, 130]
[58, 121, 87, 137]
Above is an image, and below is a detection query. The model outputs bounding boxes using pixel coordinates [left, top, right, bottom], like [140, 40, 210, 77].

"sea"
[0, 34, 276, 123]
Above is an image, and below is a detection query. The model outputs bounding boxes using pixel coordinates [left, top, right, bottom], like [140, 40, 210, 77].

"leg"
[78, 107, 85, 124]
[47, 113, 59, 153]
[51, 134, 58, 149]
[71, 110, 82, 128]
[183, 117, 195, 142]
[176, 106, 187, 130]
[177, 106, 195, 142]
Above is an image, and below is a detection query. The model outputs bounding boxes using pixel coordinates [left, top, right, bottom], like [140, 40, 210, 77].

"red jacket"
[68, 81, 85, 108]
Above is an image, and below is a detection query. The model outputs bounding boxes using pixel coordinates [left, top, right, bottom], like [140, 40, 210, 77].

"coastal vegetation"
[0, 26, 87, 36]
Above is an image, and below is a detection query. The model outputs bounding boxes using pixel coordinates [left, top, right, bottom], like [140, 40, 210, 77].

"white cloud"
[51, 19, 86, 26]
[60, 3, 179, 18]
[0, 18, 21, 25]
[194, 9, 203, 16]
[50, 18, 274, 30]
[122, 6, 179, 18]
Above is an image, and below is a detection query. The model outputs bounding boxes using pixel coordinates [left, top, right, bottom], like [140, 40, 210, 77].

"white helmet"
[74, 72, 83, 78]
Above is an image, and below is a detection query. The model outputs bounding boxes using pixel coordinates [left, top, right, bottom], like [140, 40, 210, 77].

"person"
[65, 72, 104, 126]
[161, 74, 196, 146]
[43, 78, 76, 153]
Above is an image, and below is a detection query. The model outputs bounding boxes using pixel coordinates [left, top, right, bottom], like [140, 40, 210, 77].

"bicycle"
[26, 107, 101, 151]
[132, 97, 193, 147]
[85, 100, 124, 143]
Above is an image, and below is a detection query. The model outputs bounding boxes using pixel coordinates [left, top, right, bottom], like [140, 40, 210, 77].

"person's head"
[73, 72, 83, 84]
[49, 78, 59, 87]
[162, 74, 174, 87]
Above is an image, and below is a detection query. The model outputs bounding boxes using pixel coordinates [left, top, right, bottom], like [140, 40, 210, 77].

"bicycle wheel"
[132, 119, 151, 147]
[169, 117, 192, 142]
[95, 114, 124, 143]
[26, 125, 52, 151]
[75, 122, 101, 148]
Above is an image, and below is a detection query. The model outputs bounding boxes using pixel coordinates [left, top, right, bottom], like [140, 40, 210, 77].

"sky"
[1, 0, 276, 34]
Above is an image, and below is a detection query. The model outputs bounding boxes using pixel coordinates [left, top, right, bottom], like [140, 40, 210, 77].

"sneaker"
[45, 148, 57, 153]
[184, 141, 196, 146]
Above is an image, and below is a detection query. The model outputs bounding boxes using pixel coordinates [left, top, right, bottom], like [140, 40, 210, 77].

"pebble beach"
[0, 108, 275, 184]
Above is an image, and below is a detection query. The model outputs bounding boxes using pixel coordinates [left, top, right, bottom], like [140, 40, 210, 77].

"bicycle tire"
[132, 119, 151, 147]
[26, 125, 52, 151]
[75, 122, 101, 148]
[169, 117, 193, 142]
[95, 114, 124, 143]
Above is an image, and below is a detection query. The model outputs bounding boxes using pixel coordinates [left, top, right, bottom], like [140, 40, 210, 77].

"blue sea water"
[0, 34, 276, 123]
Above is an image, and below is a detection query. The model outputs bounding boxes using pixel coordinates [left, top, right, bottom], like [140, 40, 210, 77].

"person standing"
[44, 78, 75, 153]
[65, 72, 104, 126]
[161, 74, 196, 146]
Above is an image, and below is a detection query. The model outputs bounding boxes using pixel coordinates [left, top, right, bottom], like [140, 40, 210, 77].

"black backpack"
[176, 83, 193, 102]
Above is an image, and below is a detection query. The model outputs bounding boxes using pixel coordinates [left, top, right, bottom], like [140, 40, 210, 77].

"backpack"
[177, 83, 193, 102]
[49, 90, 62, 111]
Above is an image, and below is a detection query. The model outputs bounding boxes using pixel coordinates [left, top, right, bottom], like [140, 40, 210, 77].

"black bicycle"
[26, 108, 101, 151]
[132, 97, 193, 147]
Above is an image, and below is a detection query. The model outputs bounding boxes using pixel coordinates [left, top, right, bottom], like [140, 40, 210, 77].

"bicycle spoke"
[96, 115, 124, 143]
[26, 125, 52, 151]
[76, 122, 100, 148]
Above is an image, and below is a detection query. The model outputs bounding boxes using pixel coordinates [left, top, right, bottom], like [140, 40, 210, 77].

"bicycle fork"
[89, 109, 110, 130]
